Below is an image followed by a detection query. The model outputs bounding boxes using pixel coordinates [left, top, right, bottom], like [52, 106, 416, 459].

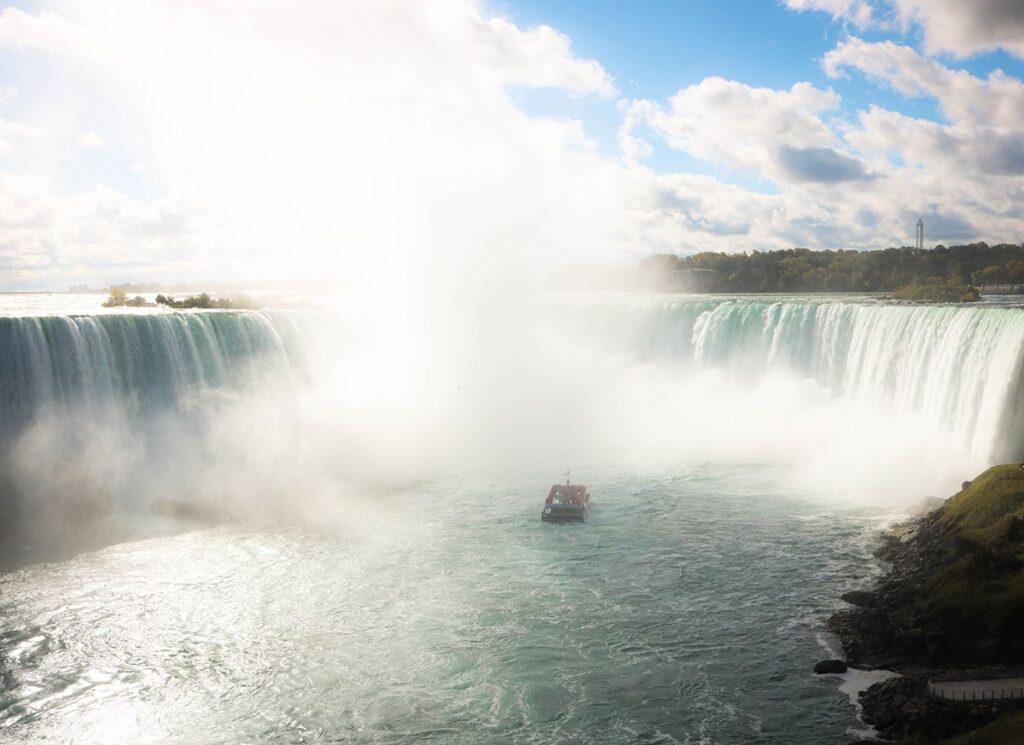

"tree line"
[639, 242, 1024, 293]
[102, 287, 259, 309]
[154, 293, 258, 309]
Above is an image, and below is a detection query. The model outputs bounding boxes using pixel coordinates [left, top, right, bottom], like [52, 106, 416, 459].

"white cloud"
[624, 77, 872, 184]
[477, 17, 616, 97]
[892, 0, 1024, 59]
[834, 100, 1024, 245]
[637, 77, 840, 166]
[0, 172, 204, 287]
[848, 104, 1024, 178]
[787, 0, 1024, 60]
[825, 39, 1024, 185]
[622, 43, 1024, 250]
[0, 0, 628, 288]
[0, 85, 17, 105]
[0, 118, 40, 157]
[77, 131, 105, 148]
[0, 0, 1022, 290]
[0, 6, 95, 56]
[783, 0, 874, 28]
[824, 38, 1024, 127]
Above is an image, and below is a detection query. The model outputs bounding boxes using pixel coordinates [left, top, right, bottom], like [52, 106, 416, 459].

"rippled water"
[0, 465, 887, 744]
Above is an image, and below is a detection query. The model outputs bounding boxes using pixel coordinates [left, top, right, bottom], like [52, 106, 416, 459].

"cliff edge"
[829, 465, 1024, 742]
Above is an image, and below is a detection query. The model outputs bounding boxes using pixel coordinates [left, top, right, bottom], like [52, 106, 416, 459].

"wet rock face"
[828, 508, 1024, 671]
[840, 590, 877, 608]
[858, 677, 1008, 742]
[826, 466, 1024, 742]
[827, 606, 902, 670]
[813, 659, 848, 674]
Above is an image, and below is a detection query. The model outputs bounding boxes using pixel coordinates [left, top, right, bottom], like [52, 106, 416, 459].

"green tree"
[972, 266, 1004, 285]
[102, 287, 127, 307]
[1007, 261, 1024, 283]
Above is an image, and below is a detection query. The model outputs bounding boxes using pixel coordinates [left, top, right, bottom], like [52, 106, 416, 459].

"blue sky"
[507, 0, 856, 188]
[503, 0, 1024, 103]
[507, 0, 850, 96]
[0, 0, 1023, 289]
[502, 0, 1024, 182]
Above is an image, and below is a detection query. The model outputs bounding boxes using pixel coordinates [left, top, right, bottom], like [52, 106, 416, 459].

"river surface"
[1, 465, 887, 744]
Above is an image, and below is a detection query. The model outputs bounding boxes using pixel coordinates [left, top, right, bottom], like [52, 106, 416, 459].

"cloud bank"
[787, 0, 1024, 59]
[0, 0, 1021, 289]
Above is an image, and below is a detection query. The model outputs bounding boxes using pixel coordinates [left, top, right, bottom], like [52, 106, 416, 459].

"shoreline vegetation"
[826, 465, 1024, 744]
[100, 287, 153, 307]
[102, 287, 260, 310]
[891, 284, 980, 303]
[639, 242, 1024, 297]
[154, 293, 260, 310]
[71, 242, 1024, 305]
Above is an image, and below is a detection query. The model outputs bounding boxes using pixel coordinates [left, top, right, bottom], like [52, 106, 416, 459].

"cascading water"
[554, 297, 1024, 463]
[0, 310, 323, 529]
[0, 311, 313, 438]
[0, 297, 1022, 471]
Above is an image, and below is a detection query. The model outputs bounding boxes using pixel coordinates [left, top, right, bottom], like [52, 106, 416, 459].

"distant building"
[916, 218, 924, 251]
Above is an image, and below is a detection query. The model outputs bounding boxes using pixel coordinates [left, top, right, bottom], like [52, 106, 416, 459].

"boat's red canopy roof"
[546, 484, 588, 504]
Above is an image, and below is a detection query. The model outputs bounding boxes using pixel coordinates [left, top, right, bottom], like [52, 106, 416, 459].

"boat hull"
[541, 505, 588, 522]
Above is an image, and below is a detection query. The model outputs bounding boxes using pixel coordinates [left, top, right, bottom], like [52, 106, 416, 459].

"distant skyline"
[0, 0, 1023, 289]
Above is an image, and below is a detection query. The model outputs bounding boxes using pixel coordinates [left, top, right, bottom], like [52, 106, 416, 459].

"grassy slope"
[886, 466, 1024, 744]
[941, 710, 1024, 744]
[943, 465, 1024, 529]
[925, 465, 1024, 634]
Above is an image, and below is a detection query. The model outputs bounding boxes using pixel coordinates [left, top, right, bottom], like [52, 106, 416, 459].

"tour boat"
[541, 476, 590, 523]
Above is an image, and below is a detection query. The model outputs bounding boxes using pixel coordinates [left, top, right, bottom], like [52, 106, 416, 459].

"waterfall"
[4, 301, 1024, 461]
[2, 298, 1024, 523]
[0, 311, 315, 442]
[555, 298, 1024, 462]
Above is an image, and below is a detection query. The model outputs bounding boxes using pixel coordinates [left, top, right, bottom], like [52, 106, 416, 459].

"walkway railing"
[928, 679, 1024, 702]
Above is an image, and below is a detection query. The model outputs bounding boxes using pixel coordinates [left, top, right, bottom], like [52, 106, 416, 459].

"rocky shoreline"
[822, 466, 1024, 744]
[855, 676, 1005, 742]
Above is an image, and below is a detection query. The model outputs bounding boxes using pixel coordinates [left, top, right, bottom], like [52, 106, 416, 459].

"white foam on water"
[839, 668, 902, 739]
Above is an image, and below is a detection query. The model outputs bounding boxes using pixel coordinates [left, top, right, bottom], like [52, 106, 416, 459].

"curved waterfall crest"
[0, 311, 314, 440]
[562, 298, 1024, 461]
[2, 299, 1024, 462]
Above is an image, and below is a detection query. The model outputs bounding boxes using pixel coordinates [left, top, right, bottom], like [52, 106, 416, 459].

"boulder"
[841, 590, 877, 608]
[814, 659, 848, 674]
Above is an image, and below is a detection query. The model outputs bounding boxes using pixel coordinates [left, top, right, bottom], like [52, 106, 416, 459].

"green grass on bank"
[942, 465, 1024, 531]
[882, 467, 1024, 743]
[920, 465, 1024, 643]
[939, 710, 1024, 744]
[892, 283, 980, 302]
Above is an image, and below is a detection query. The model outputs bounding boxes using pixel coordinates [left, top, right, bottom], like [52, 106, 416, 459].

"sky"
[0, 0, 1023, 289]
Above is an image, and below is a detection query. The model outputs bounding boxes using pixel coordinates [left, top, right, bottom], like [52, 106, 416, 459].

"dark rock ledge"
[824, 465, 1024, 744]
